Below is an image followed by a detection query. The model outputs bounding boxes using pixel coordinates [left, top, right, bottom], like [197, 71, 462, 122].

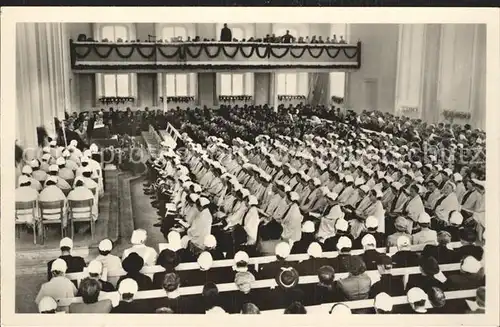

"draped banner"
[17, 23, 71, 148]
[71, 41, 362, 71]
[308, 73, 329, 106]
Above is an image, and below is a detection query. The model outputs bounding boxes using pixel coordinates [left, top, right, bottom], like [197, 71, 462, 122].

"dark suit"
[455, 244, 484, 261]
[323, 234, 355, 252]
[369, 274, 405, 298]
[422, 244, 457, 264]
[47, 255, 86, 281]
[353, 232, 386, 249]
[405, 274, 446, 295]
[445, 272, 485, 291]
[391, 250, 420, 268]
[300, 283, 342, 306]
[117, 273, 154, 291]
[330, 254, 356, 274]
[290, 233, 316, 254]
[257, 260, 294, 280]
[220, 27, 232, 41]
[294, 257, 332, 276]
[110, 300, 151, 313]
[359, 250, 383, 271]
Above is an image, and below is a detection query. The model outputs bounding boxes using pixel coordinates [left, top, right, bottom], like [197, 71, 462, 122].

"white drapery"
[16, 23, 71, 148]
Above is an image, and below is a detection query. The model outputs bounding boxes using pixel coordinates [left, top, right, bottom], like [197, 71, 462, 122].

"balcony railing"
[70, 40, 361, 72]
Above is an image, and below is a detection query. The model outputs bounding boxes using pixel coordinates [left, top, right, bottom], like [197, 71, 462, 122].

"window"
[162, 26, 188, 42]
[220, 73, 245, 96]
[277, 73, 298, 95]
[101, 25, 128, 42]
[103, 74, 130, 97]
[165, 74, 188, 96]
[330, 72, 346, 98]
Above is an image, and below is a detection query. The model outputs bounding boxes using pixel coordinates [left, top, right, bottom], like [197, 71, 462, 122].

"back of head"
[348, 255, 366, 276]
[202, 282, 219, 310]
[79, 277, 101, 304]
[162, 272, 181, 293]
[38, 296, 58, 313]
[317, 265, 335, 286]
[241, 303, 260, 314]
[428, 287, 446, 308]
[122, 252, 145, 273]
[284, 301, 307, 314]
[156, 249, 179, 270]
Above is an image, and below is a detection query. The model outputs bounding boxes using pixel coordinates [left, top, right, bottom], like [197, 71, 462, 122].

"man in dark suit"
[391, 235, 420, 268]
[358, 234, 384, 271]
[282, 30, 294, 43]
[421, 231, 457, 264]
[455, 228, 484, 261]
[47, 237, 86, 281]
[220, 24, 232, 41]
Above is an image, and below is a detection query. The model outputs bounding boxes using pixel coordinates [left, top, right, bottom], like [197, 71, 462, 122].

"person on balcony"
[282, 30, 294, 44]
[220, 24, 232, 42]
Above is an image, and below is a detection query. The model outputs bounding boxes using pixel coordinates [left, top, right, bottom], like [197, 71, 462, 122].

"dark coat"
[455, 244, 484, 261]
[359, 250, 384, 271]
[110, 300, 152, 314]
[391, 250, 421, 268]
[445, 272, 485, 291]
[116, 273, 154, 291]
[47, 255, 86, 281]
[369, 274, 405, 298]
[422, 244, 458, 264]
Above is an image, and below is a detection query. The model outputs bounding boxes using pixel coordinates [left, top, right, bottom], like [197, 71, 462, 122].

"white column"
[272, 73, 279, 112]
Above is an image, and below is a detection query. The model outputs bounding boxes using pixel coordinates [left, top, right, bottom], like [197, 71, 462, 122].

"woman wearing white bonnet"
[316, 192, 343, 242]
[122, 229, 158, 266]
[281, 191, 303, 245]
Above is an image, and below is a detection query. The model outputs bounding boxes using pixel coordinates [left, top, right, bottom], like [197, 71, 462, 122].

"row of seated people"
[77, 31, 348, 44]
[35, 233, 484, 314]
[146, 130, 484, 260]
[15, 140, 103, 239]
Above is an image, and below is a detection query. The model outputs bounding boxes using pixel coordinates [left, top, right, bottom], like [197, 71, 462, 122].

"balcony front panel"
[71, 41, 361, 72]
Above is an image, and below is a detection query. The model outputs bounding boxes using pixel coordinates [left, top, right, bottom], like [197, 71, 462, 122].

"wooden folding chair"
[15, 200, 37, 244]
[68, 198, 95, 240]
[39, 200, 66, 244]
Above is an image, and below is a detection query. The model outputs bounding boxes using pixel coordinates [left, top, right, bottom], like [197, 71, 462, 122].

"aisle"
[129, 177, 165, 248]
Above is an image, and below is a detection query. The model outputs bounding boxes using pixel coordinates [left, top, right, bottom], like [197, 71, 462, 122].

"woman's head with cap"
[275, 242, 291, 260]
[335, 218, 349, 234]
[131, 229, 147, 245]
[302, 220, 315, 234]
[374, 292, 393, 313]
[38, 296, 58, 313]
[233, 251, 250, 272]
[197, 251, 213, 271]
[307, 242, 323, 258]
[336, 236, 352, 253]
[203, 234, 217, 249]
[365, 216, 379, 231]
[197, 197, 210, 210]
[407, 287, 428, 313]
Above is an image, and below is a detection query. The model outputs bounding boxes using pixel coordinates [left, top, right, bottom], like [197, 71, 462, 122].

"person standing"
[220, 24, 232, 42]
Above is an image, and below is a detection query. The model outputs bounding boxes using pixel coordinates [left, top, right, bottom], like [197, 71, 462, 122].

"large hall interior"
[14, 22, 487, 315]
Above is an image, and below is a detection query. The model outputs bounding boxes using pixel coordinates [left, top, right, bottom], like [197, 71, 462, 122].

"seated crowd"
[32, 104, 486, 314]
[15, 139, 104, 239]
